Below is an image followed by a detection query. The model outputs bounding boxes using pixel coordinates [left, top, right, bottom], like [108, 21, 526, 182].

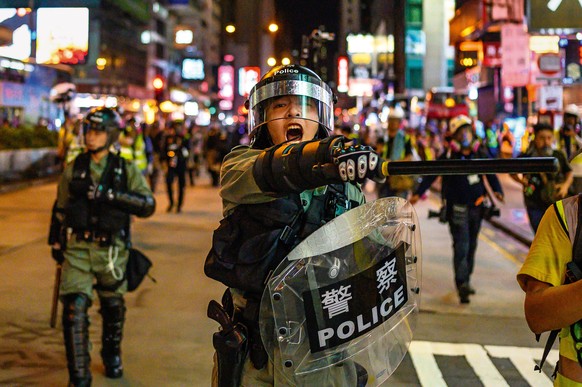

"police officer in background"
[410, 115, 504, 304]
[205, 65, 384, 386]
[162, 121, 189, 213]
[48, 107, 155, 386]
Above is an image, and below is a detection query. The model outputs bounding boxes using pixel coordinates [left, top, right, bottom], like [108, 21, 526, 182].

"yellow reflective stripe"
[555, 199, 569, 234]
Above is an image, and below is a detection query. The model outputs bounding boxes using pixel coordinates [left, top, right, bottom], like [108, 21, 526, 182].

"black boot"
[62, 293, 92, 387]
[458, 283, 471, 304]
[99, 296, 126, 379]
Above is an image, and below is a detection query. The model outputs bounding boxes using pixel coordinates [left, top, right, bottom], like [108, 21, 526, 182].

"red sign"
[238, 67, 260, 97]
[337, 56, 349, 93]
[426, 104, 469, 120]
[482, 42, 502, 67]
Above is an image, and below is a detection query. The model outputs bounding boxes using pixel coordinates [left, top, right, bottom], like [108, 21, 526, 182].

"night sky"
[274, 0, 339, 56]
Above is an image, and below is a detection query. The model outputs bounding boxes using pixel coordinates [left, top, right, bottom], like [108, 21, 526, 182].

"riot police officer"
[49, 107, 155, 386]
[205, 65, 383, 386]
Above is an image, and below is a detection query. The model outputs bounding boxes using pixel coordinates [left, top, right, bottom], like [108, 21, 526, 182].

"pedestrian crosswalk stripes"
[408, 341, 558, 386]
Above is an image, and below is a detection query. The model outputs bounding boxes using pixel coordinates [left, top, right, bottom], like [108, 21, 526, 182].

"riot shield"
[260, 197, 421, 386]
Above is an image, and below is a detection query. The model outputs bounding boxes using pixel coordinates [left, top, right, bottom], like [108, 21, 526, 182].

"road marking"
[485, 345, 556, 387]
[480, 228, 524, 266]
[409, 341, 557, 387]
[409, 341, 447, 387]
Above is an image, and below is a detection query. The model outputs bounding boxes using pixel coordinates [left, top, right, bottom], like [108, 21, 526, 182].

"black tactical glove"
[51, 247, 65, 264]
[87, 184, 107, 202]
[103, 188, 156, 218]
[331, 143, 384, 184]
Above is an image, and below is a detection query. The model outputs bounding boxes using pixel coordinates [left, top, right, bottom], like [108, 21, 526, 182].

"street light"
[225, 24, 235, 34]
[267, 57, 277, 66]
[281, 57, 290, 65]
[96, 57, 106, 70]
[268, 23, 278, 33]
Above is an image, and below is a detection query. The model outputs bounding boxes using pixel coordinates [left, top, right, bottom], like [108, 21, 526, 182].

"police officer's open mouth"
[286, 125, 303, 141]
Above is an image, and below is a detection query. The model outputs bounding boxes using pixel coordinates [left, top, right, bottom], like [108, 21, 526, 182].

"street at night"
[0, 174, 558, 386]
[0, 0, 581, 386]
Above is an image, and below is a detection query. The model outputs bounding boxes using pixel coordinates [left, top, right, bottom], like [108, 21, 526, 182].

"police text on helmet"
[274, 68, 299, 75]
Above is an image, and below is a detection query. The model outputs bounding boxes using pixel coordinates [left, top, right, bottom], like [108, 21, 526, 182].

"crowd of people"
[335, 102, 581, 231]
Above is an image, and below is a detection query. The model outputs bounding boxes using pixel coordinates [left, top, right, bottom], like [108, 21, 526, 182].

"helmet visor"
[248, 79, 334, 139]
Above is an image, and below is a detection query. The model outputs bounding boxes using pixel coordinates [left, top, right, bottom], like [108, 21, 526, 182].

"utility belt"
[71, 229, 125, 247]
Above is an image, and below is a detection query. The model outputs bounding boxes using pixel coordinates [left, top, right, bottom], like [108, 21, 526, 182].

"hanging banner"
[501, 24, 530, 87]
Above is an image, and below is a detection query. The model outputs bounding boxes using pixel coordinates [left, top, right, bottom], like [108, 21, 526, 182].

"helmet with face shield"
[82, 107, 122, 152]
[246, 65, 335, 149]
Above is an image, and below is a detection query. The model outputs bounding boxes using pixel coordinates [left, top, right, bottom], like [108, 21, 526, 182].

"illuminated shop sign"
[36, 7, 89, 65]
[238, 66, 260, 97]
[0, 8, 32, 60]
[337, 56, 348, 93]
[182, 58, 205, 80]
[218, 64, 234, 110]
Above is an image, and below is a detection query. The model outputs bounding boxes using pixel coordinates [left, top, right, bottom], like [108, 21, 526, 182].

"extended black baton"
[50, 263, 62, 328]
[380, 157, 558, 177]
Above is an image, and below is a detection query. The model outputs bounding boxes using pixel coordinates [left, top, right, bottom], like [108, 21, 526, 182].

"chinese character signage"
[482, 42, 502, 68]
[303, 242, 408, 353]
[501, 24, 530, 87]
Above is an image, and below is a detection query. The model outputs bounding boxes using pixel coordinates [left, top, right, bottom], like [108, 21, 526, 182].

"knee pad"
[99, 297, 126, 319]
[62, 293, 91, 325]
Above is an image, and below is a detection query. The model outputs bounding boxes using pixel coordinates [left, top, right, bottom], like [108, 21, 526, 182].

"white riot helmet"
[388, 106, 405, 120]
[449, 114, 473, 134]
[246, 64, 336, 148]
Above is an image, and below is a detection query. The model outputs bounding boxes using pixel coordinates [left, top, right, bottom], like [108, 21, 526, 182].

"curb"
[487, 217, 532, 247]
[0, 175, 59, 194]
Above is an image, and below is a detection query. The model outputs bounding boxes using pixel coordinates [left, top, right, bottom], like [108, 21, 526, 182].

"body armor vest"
[66, 152, 129, 235]
[204, 183, 357, 295]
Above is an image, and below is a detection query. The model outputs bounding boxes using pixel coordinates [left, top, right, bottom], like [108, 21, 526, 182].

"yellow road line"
[480, 231, 523, 266]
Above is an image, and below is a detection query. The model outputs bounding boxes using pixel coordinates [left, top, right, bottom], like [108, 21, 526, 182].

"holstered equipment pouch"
[208, 298, 248, 387]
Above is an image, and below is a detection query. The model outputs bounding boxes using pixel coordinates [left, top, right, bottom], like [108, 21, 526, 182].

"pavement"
[487, 174, 535, 247]
[0, 170, 539, 386]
